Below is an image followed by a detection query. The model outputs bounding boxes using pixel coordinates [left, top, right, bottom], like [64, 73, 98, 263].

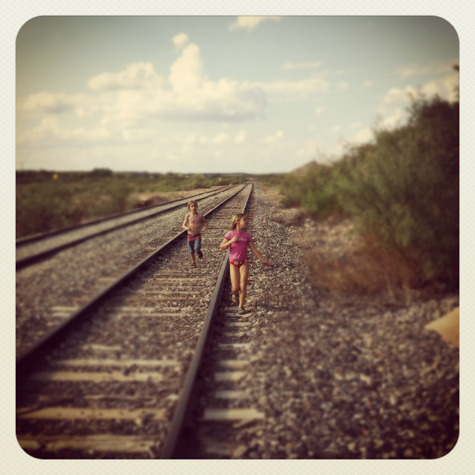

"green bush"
[277, 164, 342, 217]
[264, 95, 459, 290]
[16, 171, 229, 238]
[336, 96, 459, 287]
[16, 181, 84, 237]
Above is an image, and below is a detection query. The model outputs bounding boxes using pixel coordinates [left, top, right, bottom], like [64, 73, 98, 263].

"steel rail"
[16, 185, 238, 270]
[159, 183, 254, 459]
[16, 184, 232, 247]
[16, 184, 249, 387]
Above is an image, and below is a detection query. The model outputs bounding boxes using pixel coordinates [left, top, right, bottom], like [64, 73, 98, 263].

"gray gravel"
[16, 187, 239, 355]
[15, 182, 459, 459]
[16, 186, 229, 262]
[16, 187, 253, 459]
[234, 183, 459, 459]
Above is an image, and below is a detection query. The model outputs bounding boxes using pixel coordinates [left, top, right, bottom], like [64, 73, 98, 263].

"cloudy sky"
[16, 16, 459, 174]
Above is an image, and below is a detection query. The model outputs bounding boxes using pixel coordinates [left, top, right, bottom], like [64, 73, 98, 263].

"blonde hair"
[230, 213, 246, 230]
[188, 200, 198, 210]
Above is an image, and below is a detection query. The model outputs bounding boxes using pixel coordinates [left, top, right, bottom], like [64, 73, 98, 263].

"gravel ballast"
[236, 184, 459, 459]
[16, 188, 239, 355]
[15, 182, 459, 459]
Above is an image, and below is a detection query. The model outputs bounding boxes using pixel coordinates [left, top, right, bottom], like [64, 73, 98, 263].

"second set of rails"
[16, 184, 243, 357]
[16, 182, 263, 458]
[16, 184, 234, 269]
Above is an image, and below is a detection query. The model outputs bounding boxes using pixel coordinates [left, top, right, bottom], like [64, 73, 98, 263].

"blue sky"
[16, 16, 459, 174]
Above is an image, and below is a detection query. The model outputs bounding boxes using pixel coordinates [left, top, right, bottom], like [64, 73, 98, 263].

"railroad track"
[16, 183, 256, 458]
[16, 184, 233, 269]
[16, 185, 243, 356]
[169, 192, 266, 459]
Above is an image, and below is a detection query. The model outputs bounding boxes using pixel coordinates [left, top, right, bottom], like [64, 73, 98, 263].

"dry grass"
[262, 184, 431, 302]
[281, 212, 421, 303]
[305, 233, 422, 299]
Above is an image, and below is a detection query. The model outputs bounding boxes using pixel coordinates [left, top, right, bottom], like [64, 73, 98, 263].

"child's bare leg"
[239, 261, 249, 307]
[190, 253, 196, 265]
[230, 264, 240, 295]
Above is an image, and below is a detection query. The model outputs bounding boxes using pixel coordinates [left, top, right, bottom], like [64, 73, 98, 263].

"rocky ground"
[237, 183, 459, 459]
[15, 188, 237, 355]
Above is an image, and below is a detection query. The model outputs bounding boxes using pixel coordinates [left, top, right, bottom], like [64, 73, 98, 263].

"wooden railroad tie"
[17, 407, 166, 421]
[18, 435, 159, 455]
[200, 408, 265, 423]
[51, 358, 181, 367]
[28, 371, 165, 383]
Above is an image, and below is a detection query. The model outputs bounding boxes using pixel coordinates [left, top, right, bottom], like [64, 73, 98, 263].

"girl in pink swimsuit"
[220, 213, 271, 314]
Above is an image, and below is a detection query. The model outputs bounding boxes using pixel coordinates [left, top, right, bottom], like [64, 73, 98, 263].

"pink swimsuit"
[224, 231, 252, 264]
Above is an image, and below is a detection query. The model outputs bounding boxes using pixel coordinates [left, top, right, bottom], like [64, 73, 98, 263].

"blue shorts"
[187, 233, 201, 254]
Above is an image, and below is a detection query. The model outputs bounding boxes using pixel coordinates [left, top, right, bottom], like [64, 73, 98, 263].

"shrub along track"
[16, 184, 253, 458]
[16, 182, 459, 459]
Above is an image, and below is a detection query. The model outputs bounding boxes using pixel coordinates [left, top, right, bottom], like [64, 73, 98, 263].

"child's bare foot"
[197, 249, 203, 259]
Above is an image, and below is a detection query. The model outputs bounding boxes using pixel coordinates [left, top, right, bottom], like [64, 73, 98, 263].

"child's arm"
[182, 214, 190, 231]
[220, 236, 238, 250]
[249, 241, 271, 267]
[201, 214, 208, 232]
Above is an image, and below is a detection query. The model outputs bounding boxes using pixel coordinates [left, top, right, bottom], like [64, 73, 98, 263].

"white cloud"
[380, 73, 458, 112]
[396, 60, 456, 78]
[296, 139, 343, 163]
[135, 43, 267, 122]
[85, 44, 269, 125]
[382, 86, 417, 105]
[296, 142, 316, 158]
[363, 80, 373, 87]
[374, 76, 457, 130]
[263, 130, 283, 143]
[421, 73, 459, 103]
[248, 76, 330, 99]
[337, 81, 349, 91]
[334, 69, 354, 77]
[372, 62, 458, 133]
[229, 16, 281, 31]
[375, 86, 416, 129]
[18, 116, 111, 145]
[18, 35, 352, 160]
[21, 36, 335, 135]
[212, 133, 229, 144]
[354, 127, 373, 144]
[88, 62, 165, 91]
[380, 109, 406, 129]
[121, 128, 158, 142]
[172, 33, 189, 51]
[283, 61, 322, 70]
[22, 92, 77, 114]
[169, 44, 203, 92]
[234, 130, 246, 143]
